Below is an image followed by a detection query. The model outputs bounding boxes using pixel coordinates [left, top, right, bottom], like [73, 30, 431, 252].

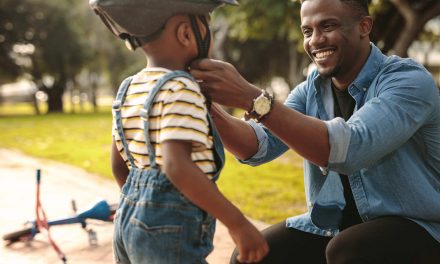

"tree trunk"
[31, 92, 40, 115]
[0, 83, 3, 105]
[393, 23, 422, 57]
[69, 83, 76, 114]
[46, 83, 65, 113]
[390, 0, 440, 57]
[90, 77, 98, 112]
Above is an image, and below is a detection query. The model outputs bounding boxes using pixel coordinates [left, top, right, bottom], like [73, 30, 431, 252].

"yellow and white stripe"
[112, 67, 216, 178]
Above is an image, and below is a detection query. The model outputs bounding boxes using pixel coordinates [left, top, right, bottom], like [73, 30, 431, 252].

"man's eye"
[302, 29, 312, 37]
[323, 24, 336, 31]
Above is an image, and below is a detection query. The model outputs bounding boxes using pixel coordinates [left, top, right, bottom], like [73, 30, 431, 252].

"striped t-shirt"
[112, 67, 217, 178]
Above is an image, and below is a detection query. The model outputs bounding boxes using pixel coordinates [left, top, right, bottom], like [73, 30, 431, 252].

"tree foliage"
[216, 0, 440, 88]
[215, 0, 307, 87]
[1, 0, 438, 114]
[0, 0, 88, 112]
[370, 0, 440, 57]
[0, 0, 143, 113]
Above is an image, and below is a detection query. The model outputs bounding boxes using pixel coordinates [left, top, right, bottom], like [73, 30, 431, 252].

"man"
[190, 0, 440, 263]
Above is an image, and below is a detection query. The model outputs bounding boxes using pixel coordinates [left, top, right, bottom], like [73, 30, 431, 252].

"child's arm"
[111, 139, 129, 189]
[162, 140, 269, 263]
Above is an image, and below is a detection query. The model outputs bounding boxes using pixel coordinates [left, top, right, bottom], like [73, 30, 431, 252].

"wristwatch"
[244, 90, 274, 122]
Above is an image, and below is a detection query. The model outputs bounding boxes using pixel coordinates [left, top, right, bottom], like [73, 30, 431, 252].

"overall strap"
[112, 76, 136, 168]
[207, 113, 225, 181]
[140, 70, 195, 169]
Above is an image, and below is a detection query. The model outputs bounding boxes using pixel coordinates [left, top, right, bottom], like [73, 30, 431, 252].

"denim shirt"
[241, 44, 440, 242]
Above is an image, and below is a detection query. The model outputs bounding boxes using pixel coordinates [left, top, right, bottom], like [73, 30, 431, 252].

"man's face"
[300, 0, 363, 79]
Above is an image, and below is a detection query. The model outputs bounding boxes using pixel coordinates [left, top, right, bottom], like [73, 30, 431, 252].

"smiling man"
[190, 0, 440, 263]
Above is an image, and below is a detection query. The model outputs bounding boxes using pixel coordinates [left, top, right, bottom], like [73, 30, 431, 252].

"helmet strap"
[120, 25, 165, 51]
[189, 15, 211, 59]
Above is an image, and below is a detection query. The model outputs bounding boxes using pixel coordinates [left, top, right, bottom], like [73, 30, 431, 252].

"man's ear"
[176, 21, 192, 47]
[359, 16, 373, 38]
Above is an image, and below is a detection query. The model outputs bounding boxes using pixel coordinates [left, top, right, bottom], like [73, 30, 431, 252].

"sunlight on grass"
[219, 152, 306, 223]
[0, 102, 46, 115]
[0, 107, 307, 223]
[0, 111, 114, 178]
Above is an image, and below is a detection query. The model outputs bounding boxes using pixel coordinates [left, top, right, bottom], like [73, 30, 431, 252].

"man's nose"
[309, 30, 325, 47]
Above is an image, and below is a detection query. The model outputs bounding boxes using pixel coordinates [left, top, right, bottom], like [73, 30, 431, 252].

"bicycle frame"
[28, 199, 115, 238]
[2, 169, 117, 263]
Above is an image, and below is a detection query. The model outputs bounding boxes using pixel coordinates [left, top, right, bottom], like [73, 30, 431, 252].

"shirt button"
[326, 230, 332, 236]
[363, 87, 367, 91]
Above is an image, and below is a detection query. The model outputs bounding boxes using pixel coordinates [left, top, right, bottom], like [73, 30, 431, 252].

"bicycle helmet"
[90, 0, 238, 51]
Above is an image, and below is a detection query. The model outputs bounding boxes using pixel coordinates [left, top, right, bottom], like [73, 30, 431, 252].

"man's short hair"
[300, 0, 370, 18]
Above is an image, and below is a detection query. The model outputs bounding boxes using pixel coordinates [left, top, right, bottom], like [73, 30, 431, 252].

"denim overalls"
[112, 71, 225, 264]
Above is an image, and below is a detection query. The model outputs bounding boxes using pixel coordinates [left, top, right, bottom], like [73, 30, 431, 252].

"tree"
[0, 0, 89, 113]
[0, 1, 26, 83]
[217, 0, 440, 90]
[81, 2, 144, 111]
[215, 0, 309, 88]
[370, 0, 440, 57]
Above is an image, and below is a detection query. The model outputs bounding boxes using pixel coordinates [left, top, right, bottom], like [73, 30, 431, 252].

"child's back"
[113, 68, 217, 178]
[90, 0, 268, 263]
[112, 68, 221, 263]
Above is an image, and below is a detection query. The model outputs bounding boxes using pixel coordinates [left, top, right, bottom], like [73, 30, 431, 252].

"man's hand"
[191, 59, 330, 168]
[190, 59, 261, 111]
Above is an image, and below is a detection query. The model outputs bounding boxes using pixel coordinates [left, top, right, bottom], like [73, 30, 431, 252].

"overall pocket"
[127, 217, 183, 264]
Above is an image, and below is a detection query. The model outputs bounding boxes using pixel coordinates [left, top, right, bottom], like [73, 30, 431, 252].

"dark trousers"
[230, 216, 440, 264]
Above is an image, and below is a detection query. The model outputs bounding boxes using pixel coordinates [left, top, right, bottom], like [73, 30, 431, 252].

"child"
[90, 0, 269, 263]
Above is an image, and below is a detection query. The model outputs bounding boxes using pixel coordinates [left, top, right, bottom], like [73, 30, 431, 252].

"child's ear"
[176, 22, 192, 47]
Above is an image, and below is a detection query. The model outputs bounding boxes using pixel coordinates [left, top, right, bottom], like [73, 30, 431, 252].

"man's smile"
[312, 48, 336, 62]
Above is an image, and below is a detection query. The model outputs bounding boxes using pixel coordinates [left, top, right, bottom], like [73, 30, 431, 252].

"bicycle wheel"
[2, 227, 35, 242]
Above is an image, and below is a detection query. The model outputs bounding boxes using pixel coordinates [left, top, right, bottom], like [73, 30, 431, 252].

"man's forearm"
[211, 102, 330, 166]
[261, 101, 330, 167]
[211, 104, 258, 160]
[190, 59, 330, 166]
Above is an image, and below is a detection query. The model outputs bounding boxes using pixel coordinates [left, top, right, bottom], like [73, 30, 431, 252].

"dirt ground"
[0, 148, 268, 264]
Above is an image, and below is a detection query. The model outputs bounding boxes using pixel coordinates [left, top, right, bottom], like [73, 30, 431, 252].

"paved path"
[0, 149, 268, 264]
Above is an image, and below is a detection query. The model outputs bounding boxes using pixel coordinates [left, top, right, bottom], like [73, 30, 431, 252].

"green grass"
[0, 106, 307, 223]
[219, 155, 306, 223]
[0, 111, 114, 177]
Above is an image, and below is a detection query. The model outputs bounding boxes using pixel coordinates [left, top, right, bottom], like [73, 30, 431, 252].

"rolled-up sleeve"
[326, 61, 438, 175]
[237, 120, 269, 166]
[324, 117, 352, 164]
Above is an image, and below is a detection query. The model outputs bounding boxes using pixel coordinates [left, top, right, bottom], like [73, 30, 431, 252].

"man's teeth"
[315, 50, 334, 59]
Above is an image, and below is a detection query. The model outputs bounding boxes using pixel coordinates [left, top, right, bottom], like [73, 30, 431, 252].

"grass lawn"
[0, 104, 307, 223]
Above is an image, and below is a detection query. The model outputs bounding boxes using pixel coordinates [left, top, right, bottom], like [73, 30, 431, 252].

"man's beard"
[317, 64, 341, 79]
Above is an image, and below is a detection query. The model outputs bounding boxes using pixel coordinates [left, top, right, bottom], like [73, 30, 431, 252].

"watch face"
[254, 96, 271, 115]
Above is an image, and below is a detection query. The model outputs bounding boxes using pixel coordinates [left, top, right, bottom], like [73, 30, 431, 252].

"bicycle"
[2, 169, 117, 263]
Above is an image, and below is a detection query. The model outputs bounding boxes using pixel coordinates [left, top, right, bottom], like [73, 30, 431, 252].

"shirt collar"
[313, 43, 386, 92]
[350, 43, 386, 93]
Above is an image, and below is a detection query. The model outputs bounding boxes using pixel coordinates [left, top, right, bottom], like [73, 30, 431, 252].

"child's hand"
[228, 219, 269, 263]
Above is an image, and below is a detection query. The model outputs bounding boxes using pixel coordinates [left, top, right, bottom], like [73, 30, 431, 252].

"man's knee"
[326, 234, 368, 264]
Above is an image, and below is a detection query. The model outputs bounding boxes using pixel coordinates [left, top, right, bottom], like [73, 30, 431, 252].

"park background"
[1, 0, 439, 224]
